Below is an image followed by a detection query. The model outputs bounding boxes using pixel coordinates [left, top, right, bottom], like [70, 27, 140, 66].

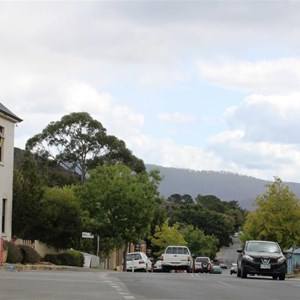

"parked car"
[230, 263, 237, 275]
[161, 246, 193, 273]
[194, 256, 212, 273]
[211, 265, 222, 274]
[237, 240, 286, 280]
[126, 252, 152, 272]
[153, 258, 163, 272]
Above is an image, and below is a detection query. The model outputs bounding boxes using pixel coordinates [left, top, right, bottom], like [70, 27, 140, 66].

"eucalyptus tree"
[26, 112, 145, 183]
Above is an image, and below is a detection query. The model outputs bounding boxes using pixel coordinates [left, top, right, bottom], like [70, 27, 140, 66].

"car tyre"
[237, 268, 241, 277]
[279, 273, 285, 280]
[241, 265, 247, 279]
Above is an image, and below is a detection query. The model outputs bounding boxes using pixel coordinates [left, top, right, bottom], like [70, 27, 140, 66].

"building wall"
[0, 116, 15, 241]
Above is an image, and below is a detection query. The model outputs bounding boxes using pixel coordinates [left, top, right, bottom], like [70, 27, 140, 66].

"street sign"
[82, 232, 94, 239]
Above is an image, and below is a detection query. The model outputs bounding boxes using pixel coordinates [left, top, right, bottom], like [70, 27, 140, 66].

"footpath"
[0, 263, 104, 272]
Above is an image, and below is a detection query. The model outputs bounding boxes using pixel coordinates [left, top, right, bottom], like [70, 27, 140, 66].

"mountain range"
[145, 164, 300, 210]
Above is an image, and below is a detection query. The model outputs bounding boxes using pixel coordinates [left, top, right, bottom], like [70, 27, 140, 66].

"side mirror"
[284, 252, 292, 259]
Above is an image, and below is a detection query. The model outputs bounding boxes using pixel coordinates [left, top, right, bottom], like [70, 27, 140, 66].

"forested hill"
[146, 164, 300, 210]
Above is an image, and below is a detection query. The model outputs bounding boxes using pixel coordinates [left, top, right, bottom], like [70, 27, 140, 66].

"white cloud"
[127, 135, 222, 171]
[196, 58, 300, 94]
[157, 112, 196, 124]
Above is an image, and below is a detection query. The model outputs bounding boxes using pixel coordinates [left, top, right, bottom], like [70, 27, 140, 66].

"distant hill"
[146, 164, 300, 210]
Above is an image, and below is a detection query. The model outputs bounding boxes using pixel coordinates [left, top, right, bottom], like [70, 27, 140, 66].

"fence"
[287, 252, 300, 274]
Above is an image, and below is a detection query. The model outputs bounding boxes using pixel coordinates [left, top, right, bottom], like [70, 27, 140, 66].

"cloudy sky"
[2, 0, 300, 183]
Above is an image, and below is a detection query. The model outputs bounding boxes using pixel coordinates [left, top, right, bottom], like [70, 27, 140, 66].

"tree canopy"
[242, 177, 300, 249]
[26, 112, 145, 183]
[76, 164, 162, 256]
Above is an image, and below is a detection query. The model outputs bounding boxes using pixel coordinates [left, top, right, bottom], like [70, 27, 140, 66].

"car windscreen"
[246, 242, 280, 253]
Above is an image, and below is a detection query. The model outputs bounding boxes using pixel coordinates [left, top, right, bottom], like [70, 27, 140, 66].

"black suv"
[237, 240, 286, 280]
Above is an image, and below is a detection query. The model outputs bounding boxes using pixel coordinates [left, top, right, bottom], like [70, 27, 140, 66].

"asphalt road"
[1, 269, 300, 300]
[216, 236, 241, 266]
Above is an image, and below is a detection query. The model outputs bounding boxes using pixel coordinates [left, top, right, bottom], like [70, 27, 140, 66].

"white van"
[161, 245, 193, 272]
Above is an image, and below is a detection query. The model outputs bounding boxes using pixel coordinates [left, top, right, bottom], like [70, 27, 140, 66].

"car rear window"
[166, 247, 189, 255]
[126, 253, 142, 261]
[195, 257, 209, 263]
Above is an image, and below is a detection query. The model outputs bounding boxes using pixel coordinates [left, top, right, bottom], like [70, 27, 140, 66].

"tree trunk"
[122, 242, 129, 272]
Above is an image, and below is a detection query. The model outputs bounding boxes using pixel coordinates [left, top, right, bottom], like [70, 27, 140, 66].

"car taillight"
[187, 257, 190, 261]
[139, 260, 145, 264]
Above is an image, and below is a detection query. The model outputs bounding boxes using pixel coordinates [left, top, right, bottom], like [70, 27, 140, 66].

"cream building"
[0, 103, 22, 242]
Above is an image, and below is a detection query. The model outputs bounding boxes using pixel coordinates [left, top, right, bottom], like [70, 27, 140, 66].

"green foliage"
[37, 186, 83, 249]
[3, 240, 8, 250]
[181, 225, 219, 258]
[44, 250, 84, 267]
[76, 164, 161, 255]
[26, 112, 145, 183]
[12, 151, 45, 240]
[196, 195, 227, 213]
[6, 242, 23, 263]
[169, 203, 234, 247]
[242, 177, 300, 249]
[151, 221, 187, 256]
[18, 245, 42, 264]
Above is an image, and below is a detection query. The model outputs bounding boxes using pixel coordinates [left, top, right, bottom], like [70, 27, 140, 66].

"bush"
[18, 245, 42, 264]
[6, 242, 23, 263]
[44, 250, 84, 267]
[3, 240, 8, 250]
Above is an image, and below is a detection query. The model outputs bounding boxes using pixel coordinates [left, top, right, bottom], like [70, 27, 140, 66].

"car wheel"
[241, 265, 247, 279]
[272, 275, 278, 280]
[279, 273, 285, 280]
[230, 271, 232, 275]
[237, 268, 241, 277]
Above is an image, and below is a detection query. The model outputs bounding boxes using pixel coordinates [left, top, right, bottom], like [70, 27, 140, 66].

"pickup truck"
[161, 245, 193, 272]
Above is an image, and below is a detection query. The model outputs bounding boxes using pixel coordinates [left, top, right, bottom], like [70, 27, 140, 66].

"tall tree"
[76, 164, 161, 268]
[26, 112, 145, 183]
[242, 177, 300, 249]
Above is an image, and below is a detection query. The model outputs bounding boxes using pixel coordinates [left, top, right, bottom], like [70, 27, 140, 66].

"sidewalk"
[0, 263, 105, 272]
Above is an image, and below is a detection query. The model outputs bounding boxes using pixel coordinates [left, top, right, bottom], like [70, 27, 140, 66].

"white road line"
[218, 281, 233, 286]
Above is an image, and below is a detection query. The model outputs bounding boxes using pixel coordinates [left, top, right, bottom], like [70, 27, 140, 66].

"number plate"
[260, 264, 271, 269]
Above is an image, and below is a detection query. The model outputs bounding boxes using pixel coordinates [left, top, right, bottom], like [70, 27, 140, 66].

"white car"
[125, 252, 152, 272]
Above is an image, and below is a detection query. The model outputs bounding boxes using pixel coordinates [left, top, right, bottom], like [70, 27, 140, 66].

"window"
[0, 126, 4, 162]
[2, 199, 7, 233]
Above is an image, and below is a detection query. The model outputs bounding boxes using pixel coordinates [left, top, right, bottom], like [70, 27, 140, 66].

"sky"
[2, 0, 300, 183]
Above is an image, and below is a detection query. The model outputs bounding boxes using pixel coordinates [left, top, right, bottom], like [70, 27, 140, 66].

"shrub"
[6, 242, 23, 263]
[3, 240, 8, 250]
[44, 250, 84, 267]
[18, 245, 42, 264]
